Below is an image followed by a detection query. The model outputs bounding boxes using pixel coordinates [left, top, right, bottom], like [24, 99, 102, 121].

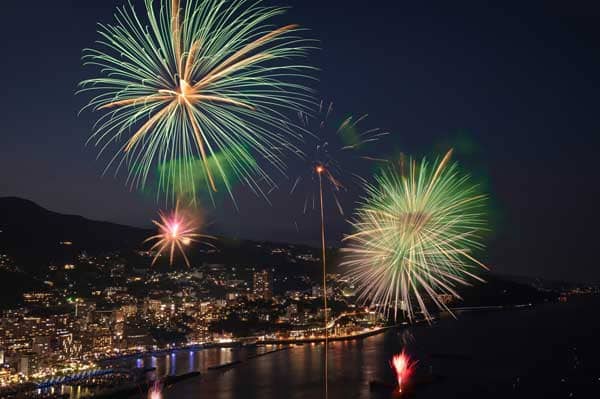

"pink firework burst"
[145, 202, 213, 266]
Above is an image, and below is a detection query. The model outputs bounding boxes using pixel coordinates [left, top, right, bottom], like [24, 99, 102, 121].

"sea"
[88, 296, 600, 398]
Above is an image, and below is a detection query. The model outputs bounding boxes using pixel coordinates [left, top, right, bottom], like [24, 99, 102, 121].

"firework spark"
[145, 203, 213, 266]
[390, 350, 416, 393]
[290, 100, 389, 217]
[342, 150, 488, 321]
[79, 0, 316, 202]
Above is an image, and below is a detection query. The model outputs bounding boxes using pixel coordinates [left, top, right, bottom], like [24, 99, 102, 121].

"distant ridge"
[0, 196, 151, 272]
[0, 197, 321, 273]
[0, 198, 557, 310]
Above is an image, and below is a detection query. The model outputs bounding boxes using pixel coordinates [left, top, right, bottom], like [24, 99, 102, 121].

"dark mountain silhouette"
[0, 197, 322, 274]
[0, 197, 151, 273]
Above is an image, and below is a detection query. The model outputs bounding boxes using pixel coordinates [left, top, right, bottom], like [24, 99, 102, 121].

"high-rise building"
[285, 304, 298, 319]
[120, 304, 137, 319]
[253, 270, 272, 300]
[17, 355, 29, 376]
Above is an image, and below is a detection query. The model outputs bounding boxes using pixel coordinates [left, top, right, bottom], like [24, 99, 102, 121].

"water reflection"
[161, 298, 600, 399]
[36, 346, 271, 399]
[37, 298, 600, 399]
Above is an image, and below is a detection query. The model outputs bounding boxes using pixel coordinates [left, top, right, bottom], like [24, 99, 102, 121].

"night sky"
[1, 1, 598, 282]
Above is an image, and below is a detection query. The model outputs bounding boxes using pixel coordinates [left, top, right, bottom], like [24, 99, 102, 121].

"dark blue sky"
[1, 1, 598, 281]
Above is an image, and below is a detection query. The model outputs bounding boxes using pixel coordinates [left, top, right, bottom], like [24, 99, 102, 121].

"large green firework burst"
[79, 0, 316, 203]
[341, 150, 489, 322]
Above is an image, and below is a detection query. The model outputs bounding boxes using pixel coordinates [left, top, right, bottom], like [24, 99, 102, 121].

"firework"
[79, 0, 316, 202]
[148, 380, 163, 399]
[145, 203, 213, 266]
[390, 350, 416, 393]
[290, 101, 389, 217]
[288, 101, 387, 398]
[341, 150, 488, 321]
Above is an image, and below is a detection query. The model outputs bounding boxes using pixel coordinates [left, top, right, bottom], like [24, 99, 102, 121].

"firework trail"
[288, 100, 387, 398]
[79, 0, 317, 203]
[145, 202, 214, 266]
[342, 150, 488, 321]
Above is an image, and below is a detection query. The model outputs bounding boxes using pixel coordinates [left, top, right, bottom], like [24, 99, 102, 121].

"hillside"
[0, 197, 151, 272]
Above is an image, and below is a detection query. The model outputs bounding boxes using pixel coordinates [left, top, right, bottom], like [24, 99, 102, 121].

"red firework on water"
[390, 350, 416, 393]
[147, 380, 163, 399]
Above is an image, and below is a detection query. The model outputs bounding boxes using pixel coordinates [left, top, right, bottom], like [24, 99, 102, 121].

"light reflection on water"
[118, 346, 264, 378]
[44, 346, 272, 399]
[37, 298, 600, 399]
[163, 298, 600, 399]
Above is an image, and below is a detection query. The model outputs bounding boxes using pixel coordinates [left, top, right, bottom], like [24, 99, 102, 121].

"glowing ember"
[390, 350, 415, 393]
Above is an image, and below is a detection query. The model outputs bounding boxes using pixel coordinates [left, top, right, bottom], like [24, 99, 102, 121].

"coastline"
[88, 329, 391, 399]
[96, 303, 537, 366]
[94, 327, 395, 398]
[18, 302, 549, 398]
[98, 324, 393, 364]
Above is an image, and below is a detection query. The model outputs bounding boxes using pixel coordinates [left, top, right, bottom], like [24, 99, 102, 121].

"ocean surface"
[112, 296, 599, 399]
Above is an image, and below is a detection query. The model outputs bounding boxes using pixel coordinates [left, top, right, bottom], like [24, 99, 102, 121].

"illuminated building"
[144, 299, 162, 315]
[31, 336, 52, 355]
[89, 327, 112, 353]
[17, 355, 30, 376]
[285, 304, 298, 319]
[253, 270, 272, 300]
[22, 292, 55, 307]
[120, 304, 137, 319]
[123, 328, 152, 350]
